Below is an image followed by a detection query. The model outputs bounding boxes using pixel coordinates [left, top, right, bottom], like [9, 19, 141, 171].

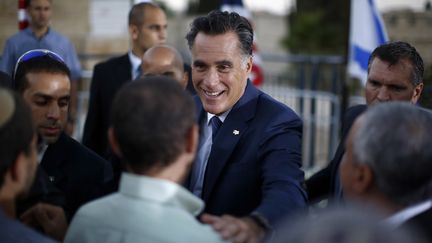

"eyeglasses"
[13, 49, 65, 79]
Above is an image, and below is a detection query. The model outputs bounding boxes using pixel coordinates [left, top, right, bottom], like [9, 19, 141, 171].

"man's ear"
[108, 127, 123, 158]
[185, 124, 199, 155]
[128, 25, 139, 41]
[181, 71, 188, 90]
[411, 82, 424, 104]
[246, 56, 253, 73]
[352, 164, 374, 194]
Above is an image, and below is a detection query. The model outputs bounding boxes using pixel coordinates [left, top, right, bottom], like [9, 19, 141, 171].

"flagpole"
[341, 0, 352, 120]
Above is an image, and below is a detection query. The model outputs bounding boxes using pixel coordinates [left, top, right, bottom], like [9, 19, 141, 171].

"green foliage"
[187, 0, 219, 15]
[282, 0, 349, 55]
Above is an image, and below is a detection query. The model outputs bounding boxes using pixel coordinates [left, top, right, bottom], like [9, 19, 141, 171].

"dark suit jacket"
[306, 105, 367, 203]
[188, 81, 307, 227]
[40, 133, 113, 219]
[83, 54, 131, 159]
[82, 54, 131, 189]
[83, 56, 195, 159]
[403, 206, 432, 243]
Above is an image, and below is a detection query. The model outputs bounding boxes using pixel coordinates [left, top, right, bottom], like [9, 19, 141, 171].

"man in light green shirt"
[65, 76, 225, 243]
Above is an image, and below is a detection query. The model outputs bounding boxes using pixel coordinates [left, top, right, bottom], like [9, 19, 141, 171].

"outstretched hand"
[21, 203, 68, 241]
[201, 213, 265, 243]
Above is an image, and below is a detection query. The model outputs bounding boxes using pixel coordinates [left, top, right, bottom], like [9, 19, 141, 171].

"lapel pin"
[233, 130, 240, 135]
[48, 176, 55, 182]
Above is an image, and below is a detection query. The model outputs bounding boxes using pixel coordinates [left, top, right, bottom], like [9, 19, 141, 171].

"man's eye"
[218, 65, 231, 73]
[149, 26, 160, 31]
[59, 100, 69, 108]
[34, 100, 47, 106]
[391, 86, 405, 92]
[369, 81, 380, 87]
[194, 65, 206, 72]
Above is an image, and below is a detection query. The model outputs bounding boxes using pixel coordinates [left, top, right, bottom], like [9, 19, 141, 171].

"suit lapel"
[40, 133, 68, 186]
[116, 54, 132, 85]
[202, 81, 260, 202]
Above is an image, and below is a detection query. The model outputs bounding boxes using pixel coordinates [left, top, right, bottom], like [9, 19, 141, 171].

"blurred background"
[1, 0, 431, 173]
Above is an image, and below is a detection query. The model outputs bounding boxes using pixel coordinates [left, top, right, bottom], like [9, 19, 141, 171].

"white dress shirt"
[65, 173, 226, 243]
[128, 51, 142, 80]
[190, 111, 230, 198]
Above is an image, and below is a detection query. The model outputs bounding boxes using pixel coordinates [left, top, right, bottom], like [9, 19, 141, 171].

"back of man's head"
[0, 88, 34, 189]
[368, 41, 424, 86]
[110, 76, 196, 173]
[352, 102, 432, 206]
[273, 207, 427, 243]
[141, 45, 187, 88]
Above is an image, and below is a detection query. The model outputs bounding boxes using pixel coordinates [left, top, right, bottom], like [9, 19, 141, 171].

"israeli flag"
[348, 0, 389, 85]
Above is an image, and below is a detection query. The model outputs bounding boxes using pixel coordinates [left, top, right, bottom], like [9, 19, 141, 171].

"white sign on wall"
[90, 0, 130, 36]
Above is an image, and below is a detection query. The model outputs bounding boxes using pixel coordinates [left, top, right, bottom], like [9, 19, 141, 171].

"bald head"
[141, 45, 187, 89]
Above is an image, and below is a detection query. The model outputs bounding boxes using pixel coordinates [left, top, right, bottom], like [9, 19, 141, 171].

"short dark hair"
[0, 89, 34, 188]
[128, 2, 161, 26]
[368, 41, 424, 85]
[110, 76, 196, 172]
[25, 0, 52, 7]
[13, 55, 70, 93]
[186, 10, 254, 56]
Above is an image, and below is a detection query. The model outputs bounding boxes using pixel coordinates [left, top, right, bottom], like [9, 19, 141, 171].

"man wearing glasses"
[13, 49, 113, 241]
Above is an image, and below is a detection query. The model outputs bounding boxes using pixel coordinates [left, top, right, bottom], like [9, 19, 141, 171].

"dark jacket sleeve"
[306, 105, 367, 203]
[82, 63, 104, 156]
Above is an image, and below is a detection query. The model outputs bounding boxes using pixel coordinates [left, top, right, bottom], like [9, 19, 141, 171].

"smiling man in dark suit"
[185, 10, 307, 243]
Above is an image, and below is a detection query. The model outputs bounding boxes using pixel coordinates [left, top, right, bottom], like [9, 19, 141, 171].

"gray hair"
[352, 102, 432, 206]
[272, 207, 426, 243]
[185, 10, 254, 57]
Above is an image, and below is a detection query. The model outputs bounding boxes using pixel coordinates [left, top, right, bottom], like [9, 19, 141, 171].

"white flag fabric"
[348, 0, 389, 85]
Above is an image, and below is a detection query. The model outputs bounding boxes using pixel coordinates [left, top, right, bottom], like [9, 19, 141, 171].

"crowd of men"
[0, 1, 431, 243]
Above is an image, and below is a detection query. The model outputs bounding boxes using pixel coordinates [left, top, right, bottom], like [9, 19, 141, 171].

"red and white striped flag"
[18, 0, 29, 30]
[220, 0, 264, 86]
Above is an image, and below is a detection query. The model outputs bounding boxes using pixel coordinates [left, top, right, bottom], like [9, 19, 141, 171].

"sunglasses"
[13, 49, 65, 79]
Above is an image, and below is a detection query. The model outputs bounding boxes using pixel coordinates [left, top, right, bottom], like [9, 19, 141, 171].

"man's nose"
[377, 87, 390, 102]
[159, 28, 167, 42]
[46, 104, 60, 120]
[203, 69, 219, 86]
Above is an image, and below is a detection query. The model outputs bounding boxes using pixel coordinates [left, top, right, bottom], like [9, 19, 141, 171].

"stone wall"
[383, 9, 432, 66]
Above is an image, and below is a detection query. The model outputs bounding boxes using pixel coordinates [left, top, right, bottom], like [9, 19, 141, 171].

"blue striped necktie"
[135, 66, 142, 79]
[210, 116, 222, 141]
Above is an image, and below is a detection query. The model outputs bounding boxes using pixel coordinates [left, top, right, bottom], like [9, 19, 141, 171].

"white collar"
[128, 51, 142, 78]
[37, 143, 48, 164]
[384, 200, 432, 227]
[119, 172, 204, 216]
[206, 109, 231, 125]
